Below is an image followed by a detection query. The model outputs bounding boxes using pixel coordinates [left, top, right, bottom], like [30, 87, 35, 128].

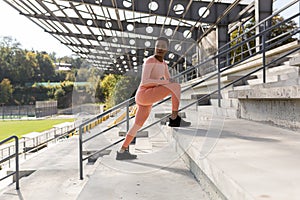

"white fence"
[0, 122, 76, 169]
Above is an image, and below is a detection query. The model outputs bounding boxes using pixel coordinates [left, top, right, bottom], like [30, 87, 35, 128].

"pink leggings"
[121, 83, 181, 149]
[134, 82, 181, 126]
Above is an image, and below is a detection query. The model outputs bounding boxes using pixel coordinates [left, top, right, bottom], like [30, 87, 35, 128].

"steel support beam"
[255, 0, 273, 50]
[23, 13, 199, 37]
[66, 0, 250, 24]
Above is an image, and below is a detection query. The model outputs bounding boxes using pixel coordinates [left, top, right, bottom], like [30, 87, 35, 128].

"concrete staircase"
[171, 112, 300, 200]
[168, 44, 300, 200]
[1, 41, 300, 200]
[227, 56, 300, 130]
[0, 110, 211, 200]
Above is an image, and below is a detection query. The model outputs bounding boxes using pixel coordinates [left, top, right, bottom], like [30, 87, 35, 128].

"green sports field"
[0, 119, 75, 141]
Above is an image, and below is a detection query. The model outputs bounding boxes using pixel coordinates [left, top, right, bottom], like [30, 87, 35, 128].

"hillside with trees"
[0, 36, 139, 110]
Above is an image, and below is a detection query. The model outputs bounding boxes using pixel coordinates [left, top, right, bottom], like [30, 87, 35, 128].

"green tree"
[112, 75, 140, 105]
[95, 79, 105, 103]
[0, 78, 14, 104]
[10, 50, 36, 85]
[0, 36, 21, 82]
[36, 52, 55, 81]
[101, 74, 121, 107]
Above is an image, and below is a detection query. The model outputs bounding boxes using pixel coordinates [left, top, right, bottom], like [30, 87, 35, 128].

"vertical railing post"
[126, 100, 130, 132]
[8, 147, 11, 168]
[79, 125, 83, 180]
[262, 22, 266, 83]
[226, 51, 230, 66]
[23, 138, 26, 159]
[218, 66, 221, 107]
[15, 136, 19, 190]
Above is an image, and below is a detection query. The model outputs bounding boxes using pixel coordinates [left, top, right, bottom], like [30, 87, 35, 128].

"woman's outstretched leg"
[116, 105, 152, 160]
[119, 123, 141, 152]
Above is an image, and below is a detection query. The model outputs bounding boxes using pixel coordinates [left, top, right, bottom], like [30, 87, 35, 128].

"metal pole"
[126, 101, 130, 132]
[23, 138, 26, 159]
[79, 125, 83, 180]
[217, 64, 221, 108]
[8, 147, 11, 168]
[262, 22, 266, 83]
[15, 137, 19, 190]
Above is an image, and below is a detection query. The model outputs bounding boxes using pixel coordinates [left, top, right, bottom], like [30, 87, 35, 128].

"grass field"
[0, 119, 75, 141]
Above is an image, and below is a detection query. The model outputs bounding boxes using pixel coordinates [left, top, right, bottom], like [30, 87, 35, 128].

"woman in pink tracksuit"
[116, 37, 191, 160]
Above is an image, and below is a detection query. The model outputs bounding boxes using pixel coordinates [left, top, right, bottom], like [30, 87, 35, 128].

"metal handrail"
[77, 1, 299, 131]
[78, 18, 299, 146]
[77, 0, 299, 129]
[0, 136, 19, 190]
[78, 1, 300, 179]
[140, 44, 300, 131]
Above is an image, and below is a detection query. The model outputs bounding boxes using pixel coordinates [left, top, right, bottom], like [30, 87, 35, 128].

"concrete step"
[229, 84, 300, 99]
[171, 113, 300, 200]
[247, 76, 278, 85]
[77, 125, 212, 200]
[254, 66, 299, 79]
[251, 77, 300, 88]
[210, 99, 239, 109]
[0, 137, 97, 200]
[248, 72, 299, 86]
[267, 65, 299, 73]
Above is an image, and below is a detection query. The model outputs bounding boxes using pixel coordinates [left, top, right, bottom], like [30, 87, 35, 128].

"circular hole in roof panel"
[146, 26, 153, 33]
[173, 4, 184, 15]
[123, 0, 132, 8]
[198, 7, 210, 18]
[131, 49, 136, 54]
[183, 30, 192, 39]
[105, 21, 112, 28]
[174, 44, 182, 51]
[168, 53, 175, 59]
[148, 1, 158, 11]
[122, 60, 126, 64]
[164, 28, 173, 36]
[117, 48, 122, 52]
[105, 47, 109, 51]
[112, 38, 118, 43]
[129, 39, 135, 45]
[87, 19, 93, 26]
[132, 56, 137, 61]
[120, 55, 124, 59]
[145, 41, 151, 47]
[133, 62, 137, 66]
[97, 36, 103, 41]
[127, 24, 134, 31]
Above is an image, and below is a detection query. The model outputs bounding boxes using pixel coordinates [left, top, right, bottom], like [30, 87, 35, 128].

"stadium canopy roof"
[4, 0, 256, 74]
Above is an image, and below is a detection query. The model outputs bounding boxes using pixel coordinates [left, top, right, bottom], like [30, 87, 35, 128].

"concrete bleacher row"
[180, 41, 300, 129]
[171, 40, 300, 199]
[1, 41, 299, 200]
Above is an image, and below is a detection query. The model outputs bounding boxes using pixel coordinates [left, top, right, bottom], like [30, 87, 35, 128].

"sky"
[0, 0, 298, 58]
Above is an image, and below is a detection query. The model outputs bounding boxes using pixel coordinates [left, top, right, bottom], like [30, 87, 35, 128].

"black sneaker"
[116, 150, 137, 160]
[168, 115, 191, 127]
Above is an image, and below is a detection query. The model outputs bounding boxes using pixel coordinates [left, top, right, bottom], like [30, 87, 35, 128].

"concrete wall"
[239, 99, 300, 130]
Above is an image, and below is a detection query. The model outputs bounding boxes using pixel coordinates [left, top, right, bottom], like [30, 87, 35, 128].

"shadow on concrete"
[124, 160, 196, 180]
[173, 127, 280, 143]
[2, 189, 24, 200]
